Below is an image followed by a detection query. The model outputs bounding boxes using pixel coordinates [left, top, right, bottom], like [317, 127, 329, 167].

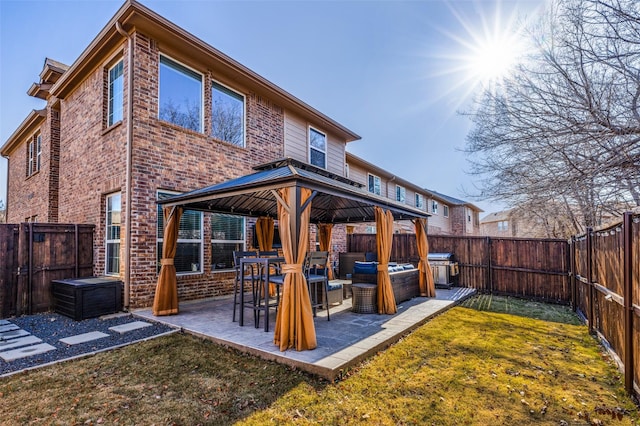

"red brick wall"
[5, 120, 51, 223]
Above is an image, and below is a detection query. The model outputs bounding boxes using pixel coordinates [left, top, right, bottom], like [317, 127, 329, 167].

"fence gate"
[0, 223, 94, 318]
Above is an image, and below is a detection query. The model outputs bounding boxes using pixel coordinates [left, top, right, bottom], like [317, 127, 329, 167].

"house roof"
[1, 109, 47, 157]
[28, 58, 70, 99]
[480, 210, 512, 224]
[425, 189, 483, 212]
[158, 158, 430, 224]
[49, 0, 360, 143]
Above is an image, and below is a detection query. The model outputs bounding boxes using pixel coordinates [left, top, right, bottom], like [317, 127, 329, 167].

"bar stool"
[232, 250, 258, 322]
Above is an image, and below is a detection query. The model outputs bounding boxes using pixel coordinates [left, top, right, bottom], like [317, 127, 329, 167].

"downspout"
[116, 21, 133, 311]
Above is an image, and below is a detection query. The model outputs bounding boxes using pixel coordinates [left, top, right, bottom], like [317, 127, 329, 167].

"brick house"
[1, 0, 360, 309]
[345, 153, 482, 235]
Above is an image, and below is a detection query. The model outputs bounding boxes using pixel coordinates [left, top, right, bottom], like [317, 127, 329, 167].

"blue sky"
[0, 0, 546, 214]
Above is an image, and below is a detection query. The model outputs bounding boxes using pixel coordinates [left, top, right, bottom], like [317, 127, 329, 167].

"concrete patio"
[134, 286, 476, 380]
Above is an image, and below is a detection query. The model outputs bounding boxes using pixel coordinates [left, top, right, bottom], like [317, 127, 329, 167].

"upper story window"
[211, 214, 245, 270]
[415, 193, 424, 209]
[431, 200, 438, 214]
[26, 133, 41, 177]
[108, 60, 124, 126]
[211, 81, 245, 147]
[159, 55, 203, 132]
[157, 191, 203, 274]
[105, 192, 121, 276]
[498, 220, 508, 231]
[443, 205, 449, 217]
[396, 185, 405, 203]
[309, 127, 327, 169]
[368, 173, 381, 195]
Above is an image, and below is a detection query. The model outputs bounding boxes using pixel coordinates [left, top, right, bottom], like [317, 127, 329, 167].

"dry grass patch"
[1, 297, 637, 425]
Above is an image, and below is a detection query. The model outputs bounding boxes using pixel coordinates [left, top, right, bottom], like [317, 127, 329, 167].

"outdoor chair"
[232, 250, 258, 322]
[304, 251, 331, 321]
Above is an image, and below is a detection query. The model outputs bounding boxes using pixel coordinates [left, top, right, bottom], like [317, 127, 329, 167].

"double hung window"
[157, 192, 203, 274]
[368, 174, 381, 195]
[396, 185, 405, 203]
[211, 214, 245, 270]
[27, 133, 41, 177]
[106, 193, 121, 275]
[309, 127, 327, 169]
[415, 194, 424, 209]
[108, 60, 124, 126]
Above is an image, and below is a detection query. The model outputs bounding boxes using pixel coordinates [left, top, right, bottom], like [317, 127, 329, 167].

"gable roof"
[159, 158, 430, 224]
[425, 189, 483, 212]
[1, 109, 47, 157]
[50, 0, 360, 143]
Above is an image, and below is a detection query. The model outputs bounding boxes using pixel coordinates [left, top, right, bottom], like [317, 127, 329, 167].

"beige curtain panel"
[415, 218, 436, 297]
[256, 216, 276, 296]
[256, 216, 274, 251]
[273, 187, 317, 351]
[317, 223, 334, 280]
[152, 206, 183, 316]
[374, 206, 397, 314]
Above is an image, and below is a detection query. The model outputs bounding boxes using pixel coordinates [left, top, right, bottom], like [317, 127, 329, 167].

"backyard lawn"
[1, 295, 638, 425]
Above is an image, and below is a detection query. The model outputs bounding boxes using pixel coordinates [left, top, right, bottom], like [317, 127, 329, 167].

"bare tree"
[211, 98, 243, 146]
[159, 98, 201, 132]
[465, 0, 640, 236]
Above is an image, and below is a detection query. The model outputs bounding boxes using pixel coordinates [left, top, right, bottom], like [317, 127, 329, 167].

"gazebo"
[154, 158, 435, 351]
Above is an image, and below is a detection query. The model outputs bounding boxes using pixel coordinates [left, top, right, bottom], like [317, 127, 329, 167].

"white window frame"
[108, 60, 124, 127]
[431, 200, 439, 215]
[158, 54, 204, 133]
[498, 221, 508, 231]
[344, 163, 349, 178]
[415, 193, 424, 209]
[27, 133, 41, 177]
[211, 79, 246, 147]
[157, 190, 204, 275]
[308, 126, 327, 169]
[368, 173, 381, 195]
[443, 205, 449, 218]
[210, 214, 246, 271]
[396, 185, 406, 203]
[36, 134, 41, 172]
[105, 192, 121, 276]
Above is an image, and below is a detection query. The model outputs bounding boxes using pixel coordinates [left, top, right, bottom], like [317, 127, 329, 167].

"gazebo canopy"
[157, 158, 430, 223]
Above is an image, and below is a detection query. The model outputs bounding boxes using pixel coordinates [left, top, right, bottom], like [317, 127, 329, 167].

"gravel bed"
[1, 312, 176, 376]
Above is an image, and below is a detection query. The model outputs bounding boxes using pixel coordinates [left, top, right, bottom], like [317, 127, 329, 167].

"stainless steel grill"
[427, 253, 458, 289]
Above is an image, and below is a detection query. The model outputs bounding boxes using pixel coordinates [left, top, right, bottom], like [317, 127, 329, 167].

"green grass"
[1, 296, 637, 425]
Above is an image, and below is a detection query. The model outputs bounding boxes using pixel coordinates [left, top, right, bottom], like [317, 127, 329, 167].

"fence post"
[586, 227, 594, 334]
[486, 237, 492, 294]
[623, 212, 634, 395]
[74, 224, 79, 277]
[569, 237, 576, 312]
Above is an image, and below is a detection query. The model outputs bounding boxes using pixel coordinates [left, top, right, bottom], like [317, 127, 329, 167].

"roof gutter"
[116, 20, 133, 311]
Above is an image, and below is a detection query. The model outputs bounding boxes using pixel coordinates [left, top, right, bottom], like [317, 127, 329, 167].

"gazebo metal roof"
[158, 158, 430, 223]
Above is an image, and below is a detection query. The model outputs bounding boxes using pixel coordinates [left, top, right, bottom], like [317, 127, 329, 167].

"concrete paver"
[109, 321, 152, 334]
[0, 335, 43, 351]
[0, 343, 57, 362]
[60, 331, 109, 345]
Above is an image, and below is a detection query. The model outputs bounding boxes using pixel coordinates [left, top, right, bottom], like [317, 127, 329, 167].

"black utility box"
[52, 277, 122, 321]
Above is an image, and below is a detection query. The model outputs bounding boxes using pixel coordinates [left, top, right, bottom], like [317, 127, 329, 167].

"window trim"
[158, 54, 204, 133]
[27, 133, 41, 177]
[443, 205, 449, 218]
[107, 59, 124, 127]
[368, 173, 381, 195]
[396, 185, 406, 203]
[157, 190, 204, 275]
[308, 126, 327, 169]
[431, 200, 439, 215]
[211, 79, 246, 147]
[415, 193, 424, 209]
[105, 192, 121, 276]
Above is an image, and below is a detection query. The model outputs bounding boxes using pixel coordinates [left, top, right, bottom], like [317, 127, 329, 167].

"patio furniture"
[239, 256, 284, 331]
[351, 283, 378, 314]
[305, 251, 331, 320]
[352, 262, 420, 303]
[232, 251, 258, 322]
[313, 280, 344, 307]
[342, 282, 352, 299]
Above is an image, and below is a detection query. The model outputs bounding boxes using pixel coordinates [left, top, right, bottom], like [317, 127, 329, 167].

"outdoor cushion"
[354, 261, 377, 274]
[402, 264, 416, 270]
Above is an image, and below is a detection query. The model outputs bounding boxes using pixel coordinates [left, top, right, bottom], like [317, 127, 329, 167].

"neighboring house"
[344, 153, 483, 236]
[0, 209, 5, 224]
[1, 0, 359, 309]
[480, 210, 516, 237]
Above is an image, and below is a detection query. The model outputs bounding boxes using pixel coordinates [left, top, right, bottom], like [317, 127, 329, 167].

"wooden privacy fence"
[0, 223, 94, 318]
[572, 212, 639, 399]
[347, 233, 571, 303]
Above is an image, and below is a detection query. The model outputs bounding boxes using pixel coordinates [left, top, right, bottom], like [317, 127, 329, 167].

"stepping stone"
[60, 331, 109, 345]
[109, 321, 152, 334]
[0, 324, 19, 333]
[0, 329, 30, 340]
[0, 343, 56, 361]
[0, 320, 11, 326]
[0, 335, 42, 350]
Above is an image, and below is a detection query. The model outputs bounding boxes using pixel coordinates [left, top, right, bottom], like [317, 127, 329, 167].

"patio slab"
[134, 286, 476, 380]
